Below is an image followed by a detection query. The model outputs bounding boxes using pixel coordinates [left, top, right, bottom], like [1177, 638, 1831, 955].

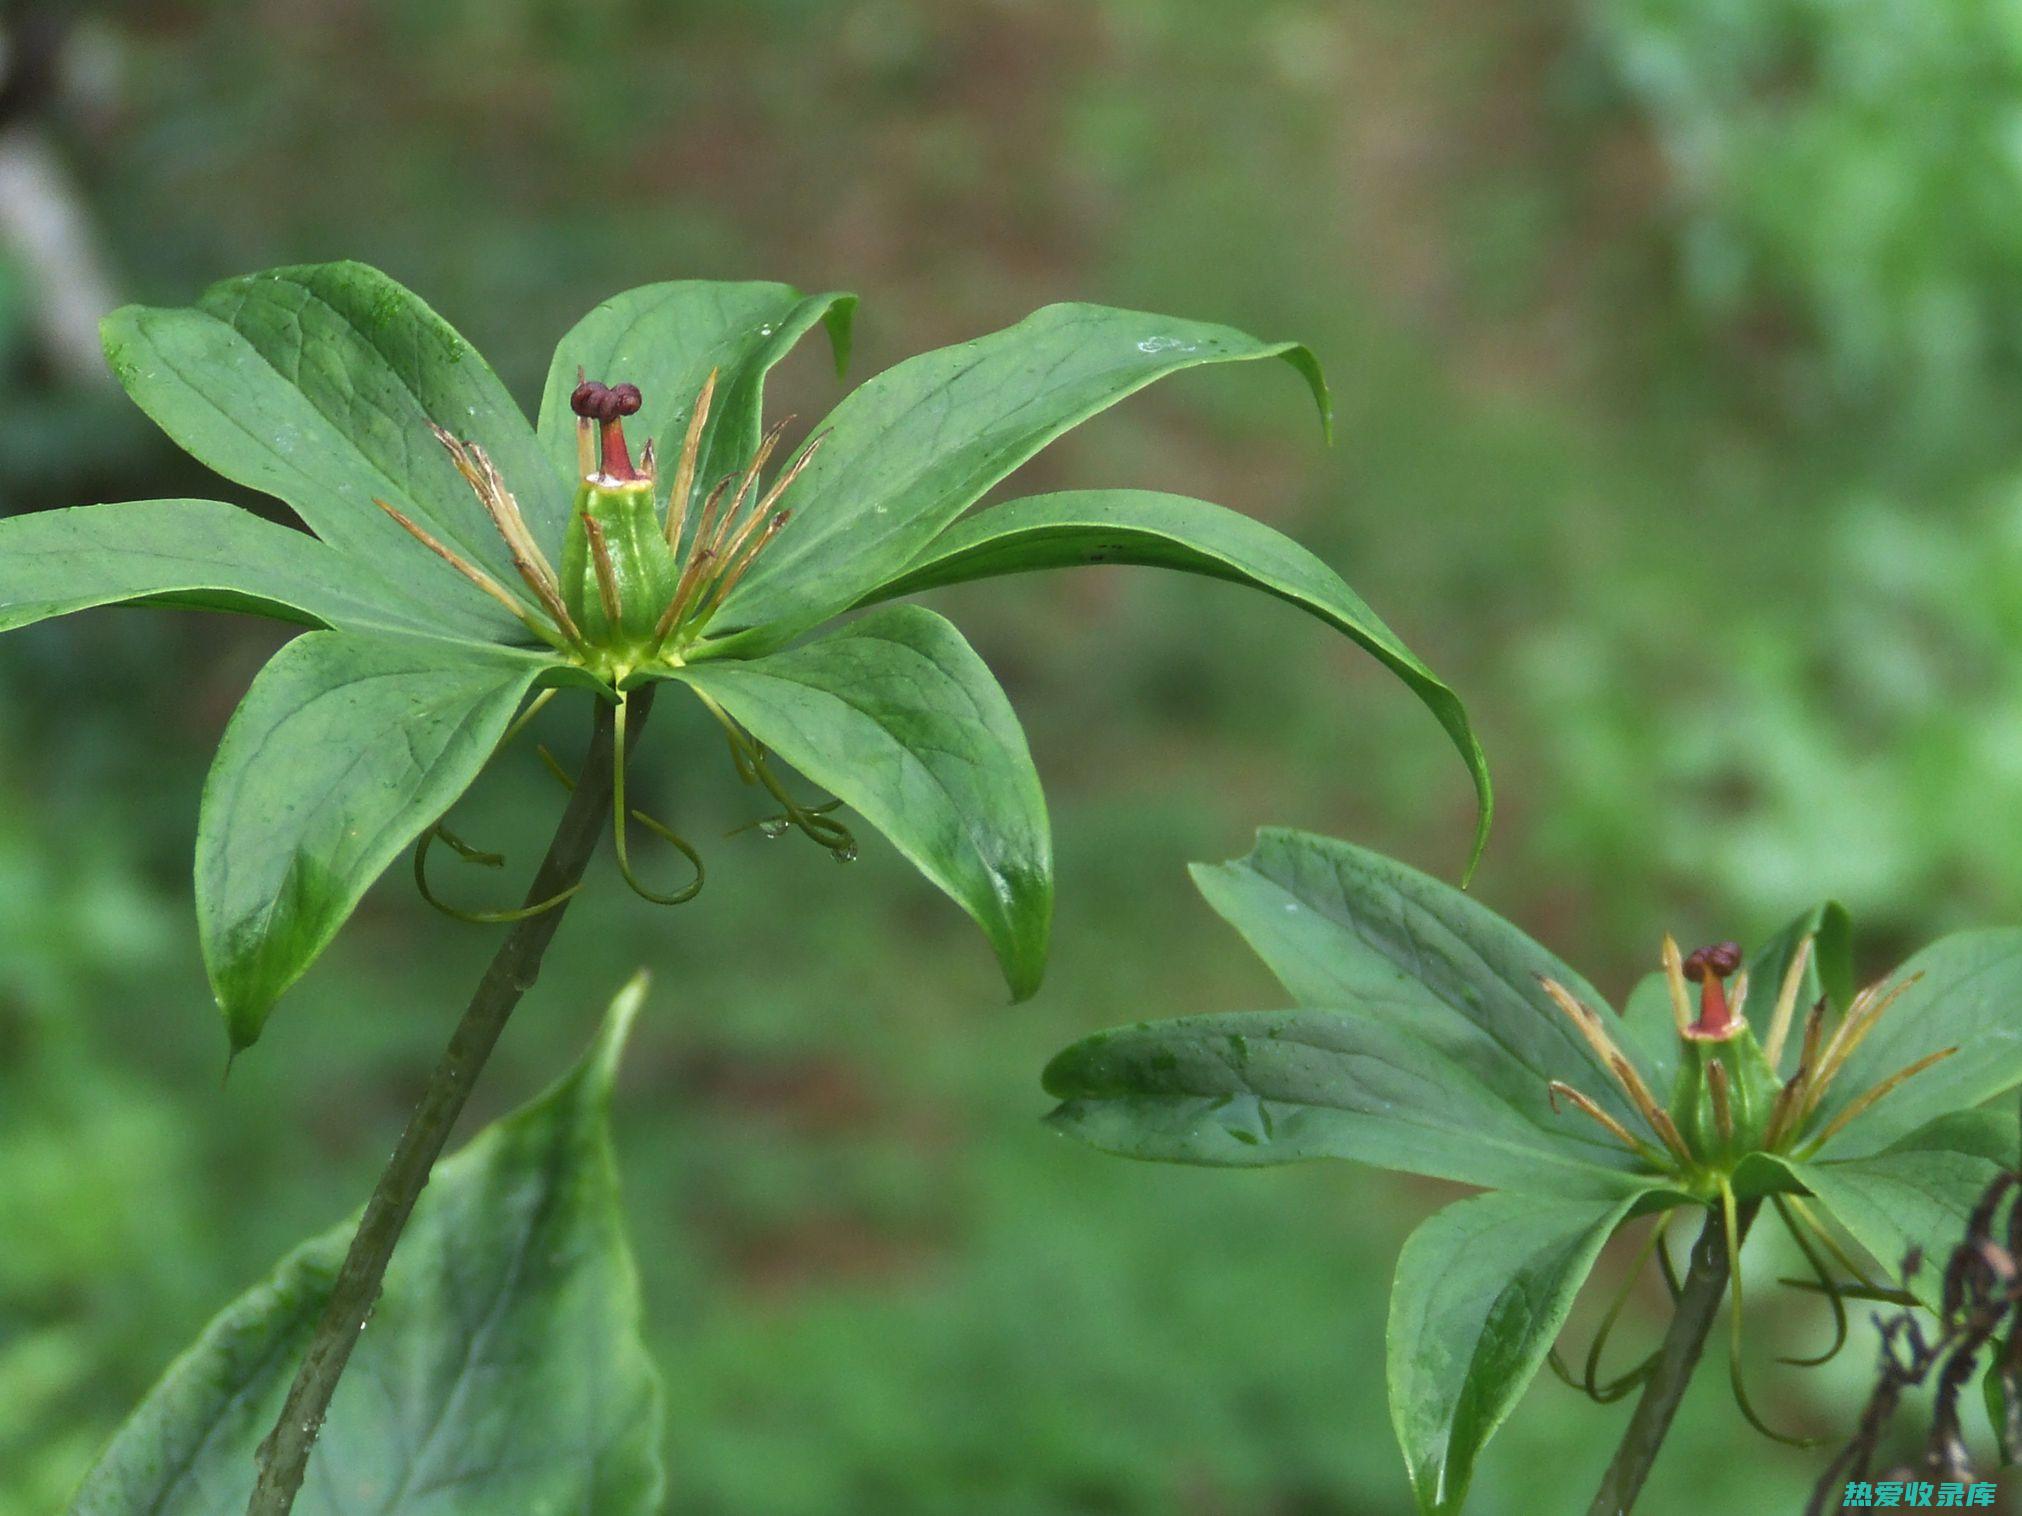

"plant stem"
[246, 689, 647, 1513]
[1585, 1201, 1759, 1516]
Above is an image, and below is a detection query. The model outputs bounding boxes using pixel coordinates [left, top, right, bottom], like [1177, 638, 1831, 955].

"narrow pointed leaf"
[536, 280, 854, 519]
[1755, 1113, 2017, 1312]
[1043, 1008, 1652, 1196]
[719, 303, 1329, 637]
[0, 499, 445, 637]
[1389, 1189, 1647, 1514]
[103, 263, 559, 641]
[73, 976, 664, 1514]
[1804, 928, 2022, 1157]
[1188, 829, 1654, 1150]
[198, 631, 551, 1047]
[677, 605, 1050, 998]
[855, 489, 1490, 871]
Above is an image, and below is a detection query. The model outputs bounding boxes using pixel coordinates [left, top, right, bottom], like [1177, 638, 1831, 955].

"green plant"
[1, 261, 1486, 1509]
[1044, 827, 2022, 1513]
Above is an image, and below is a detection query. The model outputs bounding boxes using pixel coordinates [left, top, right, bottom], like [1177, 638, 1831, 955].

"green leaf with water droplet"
[72, 975, 664, 1513]
[717, 303, 1329, 640]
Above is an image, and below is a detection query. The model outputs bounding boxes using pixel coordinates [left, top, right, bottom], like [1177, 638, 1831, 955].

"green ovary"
[561, 480, 681, 657]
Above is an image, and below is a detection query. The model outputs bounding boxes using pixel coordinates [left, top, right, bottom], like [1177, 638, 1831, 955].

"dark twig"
[1806, 1171, 2022, 1513]
[1586, 1204, 1757, 1516]
[246, 692, 649, 1513]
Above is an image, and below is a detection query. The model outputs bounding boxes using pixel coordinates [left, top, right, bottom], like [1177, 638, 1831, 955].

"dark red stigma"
[1682, 940, 1742, 1038]
[570, 380, 645, 481]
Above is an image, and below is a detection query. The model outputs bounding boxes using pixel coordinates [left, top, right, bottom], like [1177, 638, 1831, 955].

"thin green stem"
[1720, 1181, 1817, 1447]
[1585, 1222, 1668, 1397]
[245, 689, 651, 1514]
[1585, 1203, 1758, 1516]
[1774, 1196, 1851, 1367]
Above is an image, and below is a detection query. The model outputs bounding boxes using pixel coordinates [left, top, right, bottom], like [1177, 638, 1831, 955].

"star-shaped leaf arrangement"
[4, 263, 1489, 1049]
[1044, 828, 2022, 1514]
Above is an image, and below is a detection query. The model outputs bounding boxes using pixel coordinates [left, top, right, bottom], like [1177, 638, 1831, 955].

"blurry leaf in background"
[72, 976, 664, 1515]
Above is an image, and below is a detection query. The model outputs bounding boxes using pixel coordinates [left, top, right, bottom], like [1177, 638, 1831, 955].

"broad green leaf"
[1805, 928, 2022, 1157]
[1043, 1008, 1651, 1196]
[718, 303, 1329, 638]
[73, 975, 664, 1514]
[1389, 1189, 1647, 1514]
[536, 280, 854, 524]
[1189, 829, 1654, 1154]
[677, 605, 1050, 999]
[103, 263, 556, 643]
[0, 500, 443, 638]
[198, 631, 550, 1047]
[1747, 1107, 2013, 1309]
[854, 489, 1491, 872]
[1745, 900, 1853, 1060]
[1618, 972, 1679, 1094]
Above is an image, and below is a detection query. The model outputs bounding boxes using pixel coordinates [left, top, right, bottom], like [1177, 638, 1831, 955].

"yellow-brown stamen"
[1548, 1080, 1666, 1162]
[1660, 935, 1693, 1035]
[1707, 1060, 1734, 1143]
[1801, 1046, 1959, 1156]
[1802, 975, 1919, 1123]
[1612, 1053, 1694, 1162]
[432, 427, 584, 645]
[373, 497, 563, 650]
[750, 429, 828, 519]
[707, 418, 790, 560]
[581, 513, 623, 625]
[1762, 1063, 1808, 1151]
[692, 510, 790, 624]
[1538, 975, 1692, 1162]
[665, 368, 719, 550]
[653, 547, 717, 645]
[1762, 937, 1813, 1069]
[689, 476, 732, 563]
[715, 427, 815, 570]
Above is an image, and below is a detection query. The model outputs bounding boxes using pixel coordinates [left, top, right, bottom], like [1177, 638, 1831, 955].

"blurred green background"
[3, 0, 2017, 1510]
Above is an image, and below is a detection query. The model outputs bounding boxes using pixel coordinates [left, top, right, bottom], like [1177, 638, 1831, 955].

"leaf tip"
[822, 293, 859, 379]
[1275, 342, 1333, 445]
[220, 991, 270, 1058]
[588, 969, 651, 1089]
